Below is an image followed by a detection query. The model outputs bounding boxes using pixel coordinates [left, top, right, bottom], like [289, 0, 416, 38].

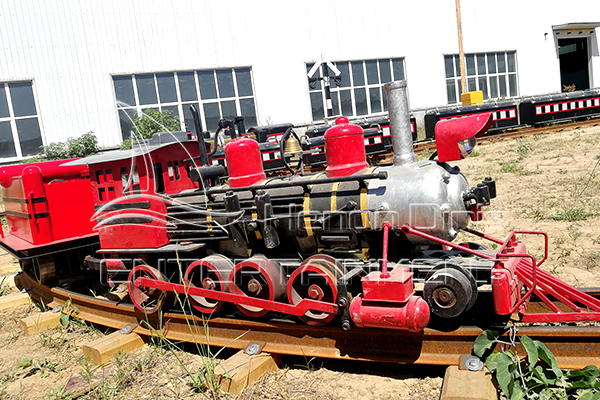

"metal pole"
[455, 0, 467, 96]
[323, 62, 334, 120]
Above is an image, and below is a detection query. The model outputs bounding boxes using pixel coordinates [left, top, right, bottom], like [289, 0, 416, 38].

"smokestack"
[384, 80, 416, 166]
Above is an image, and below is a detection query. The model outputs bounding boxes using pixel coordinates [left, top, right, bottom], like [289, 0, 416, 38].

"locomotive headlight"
[458, 136, 477, 158]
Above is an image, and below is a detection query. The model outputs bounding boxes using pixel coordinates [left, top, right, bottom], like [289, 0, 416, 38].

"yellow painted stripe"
[330, 181, 339, 212]
[303, 193, 313, 236]
[207, 206, 213, 234]
[303, 173, 324, 237]
[360, 167, 375, 229]
[251, 209, 262, 239]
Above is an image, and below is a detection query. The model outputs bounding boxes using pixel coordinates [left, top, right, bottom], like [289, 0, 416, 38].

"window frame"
[113, 67, 258, 142]
[306, 58, 406, 123]
[0, 80, 44, 161]
[444, 51, 518, 105]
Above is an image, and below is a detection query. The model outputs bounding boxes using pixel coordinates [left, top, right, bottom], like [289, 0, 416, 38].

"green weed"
[567, 225, 581, 241]
[500, 160, 524, 174]
[420, 148, 432, 159]
[45, 384, 77, 400]
[528, 209, 546, 221]
[131, 347, 158, 372]
[516, 144, 531, 157]
[582, 251, 600, 270]
[548, 208, 594, 222]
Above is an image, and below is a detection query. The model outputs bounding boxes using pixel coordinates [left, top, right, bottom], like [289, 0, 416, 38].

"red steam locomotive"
[1, 80, 599, 332]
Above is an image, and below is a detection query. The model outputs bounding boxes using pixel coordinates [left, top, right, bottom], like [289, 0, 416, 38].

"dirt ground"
[0, 123, 599, 399]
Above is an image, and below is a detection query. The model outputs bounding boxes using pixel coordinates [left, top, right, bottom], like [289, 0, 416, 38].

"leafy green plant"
[78, 355, 102, 386]
[22, 132, 98, 163]
[121, 109, 181, 150]
[21, 358, 61, 378]
[17, 357, 33, 368]
[474, 329, 600, 399]
[60, 298, 81, 327]
[45, 384, 76, 400]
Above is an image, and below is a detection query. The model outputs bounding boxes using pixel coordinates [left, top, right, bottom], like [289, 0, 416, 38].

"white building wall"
[0, 0, 599, 154]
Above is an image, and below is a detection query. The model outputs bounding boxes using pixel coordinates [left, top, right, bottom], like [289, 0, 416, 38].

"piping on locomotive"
[1, 80, 599, 333]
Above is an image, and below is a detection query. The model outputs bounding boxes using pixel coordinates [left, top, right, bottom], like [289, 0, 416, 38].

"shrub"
[120, 109, 181, 150]
[22, 132, 98, 163]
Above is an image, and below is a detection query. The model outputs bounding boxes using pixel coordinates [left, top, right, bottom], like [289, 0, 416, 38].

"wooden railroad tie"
[82, 327, 144, 365]
[20, 310, 61, 335]
[0, 292, 30, 311]
[440, 365, 498, 400]
[211, 348, 280, 394]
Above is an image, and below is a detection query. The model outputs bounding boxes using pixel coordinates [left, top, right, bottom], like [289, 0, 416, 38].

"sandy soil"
[455, 123, 600, 287]
[0, 123, 599, 399]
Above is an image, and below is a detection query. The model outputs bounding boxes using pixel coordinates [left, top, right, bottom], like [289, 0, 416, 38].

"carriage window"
[98, 188, 106, 202]
[153, 163, 165, 193]
[120, 167, 129, 197]
[173, 161, 180, 180]
[444, 51, 518, 104]
[167, 161, 174, 181]
[131, 166, 141, 198]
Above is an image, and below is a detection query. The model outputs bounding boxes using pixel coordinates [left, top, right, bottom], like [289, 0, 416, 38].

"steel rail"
[17, 272, 600, 369]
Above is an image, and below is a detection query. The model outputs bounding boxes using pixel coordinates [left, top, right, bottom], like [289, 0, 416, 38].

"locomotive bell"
[224, 137, 266, 188]
[284, 135, 302, 161]
[324, 116, 368, 178]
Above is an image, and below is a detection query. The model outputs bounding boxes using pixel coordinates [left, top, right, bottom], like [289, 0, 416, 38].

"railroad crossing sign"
[307, 56, 342, 118]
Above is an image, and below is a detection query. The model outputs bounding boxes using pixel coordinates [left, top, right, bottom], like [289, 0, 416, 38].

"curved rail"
[16, 272, 600, 369]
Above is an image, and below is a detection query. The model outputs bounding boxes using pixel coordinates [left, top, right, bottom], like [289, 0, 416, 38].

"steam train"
[2, 80, 599, 333]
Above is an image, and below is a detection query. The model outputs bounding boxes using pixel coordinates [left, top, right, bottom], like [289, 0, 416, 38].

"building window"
[307, 58, 406, 122]
[0, 81, 43, 159]
[113, 68, 258, 141]
[445, 51, 518, 104]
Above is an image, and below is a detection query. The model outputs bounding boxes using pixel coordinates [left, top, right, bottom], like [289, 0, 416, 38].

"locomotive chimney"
[384, 80, 416, 166]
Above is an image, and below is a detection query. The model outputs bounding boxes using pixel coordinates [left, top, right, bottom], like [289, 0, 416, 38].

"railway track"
[16, 271, 600, 369]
